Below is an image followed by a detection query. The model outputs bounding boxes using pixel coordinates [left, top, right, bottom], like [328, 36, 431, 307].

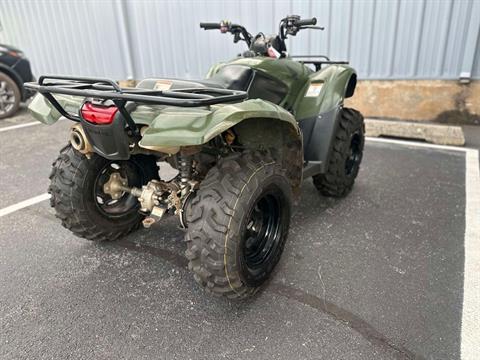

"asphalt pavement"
[0, 110, 478, 359]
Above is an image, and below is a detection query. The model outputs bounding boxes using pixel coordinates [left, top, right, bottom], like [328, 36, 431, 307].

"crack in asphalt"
[113, 239, 424, 360]
[269, 283, 423, 360]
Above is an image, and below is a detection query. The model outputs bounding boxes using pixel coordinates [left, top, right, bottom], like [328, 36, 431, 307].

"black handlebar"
[200, 22, 221, 30]
[294, 17, 317, 27]
[200, 21, 252, 46]
[200, 16, 321, 50]
[279, 15, 322, 40]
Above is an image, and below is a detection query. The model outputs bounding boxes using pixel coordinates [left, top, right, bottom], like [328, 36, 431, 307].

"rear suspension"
[101, 154, 198, 228]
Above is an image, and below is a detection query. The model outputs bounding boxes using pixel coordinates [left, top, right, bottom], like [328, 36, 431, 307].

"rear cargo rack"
[24, 75, 248, 125]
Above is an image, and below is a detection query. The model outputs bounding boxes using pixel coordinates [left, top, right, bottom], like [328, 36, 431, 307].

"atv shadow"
[97, 182, 344, 306]
[98, 184, 420, 358]
[104, 180, 342, 289]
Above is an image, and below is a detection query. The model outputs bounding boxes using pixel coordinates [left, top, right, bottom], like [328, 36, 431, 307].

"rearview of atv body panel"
[24, 15, 364, 300]
[28, 85, 299, 149]
[29, 58, 355, 170]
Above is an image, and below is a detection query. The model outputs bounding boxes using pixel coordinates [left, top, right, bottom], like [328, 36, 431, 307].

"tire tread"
[49, 145, 157, 242]
[185, 151, 290, 299]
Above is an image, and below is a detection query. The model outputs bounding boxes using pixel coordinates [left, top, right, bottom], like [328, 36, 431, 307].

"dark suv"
[0, 44, 35, 119]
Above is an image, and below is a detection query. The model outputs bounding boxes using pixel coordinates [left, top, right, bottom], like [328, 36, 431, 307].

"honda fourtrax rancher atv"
[26, 16, 364, 299]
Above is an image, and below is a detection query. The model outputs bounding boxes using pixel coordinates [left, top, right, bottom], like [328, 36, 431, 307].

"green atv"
[25, 15, 364, 299]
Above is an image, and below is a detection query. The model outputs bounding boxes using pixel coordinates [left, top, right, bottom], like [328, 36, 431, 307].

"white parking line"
[369, 136, 480, 359]
[367, 137, 480, 358]
[0, 121, 41, 133]
[366, 136, 469, 152]
[0, 193, 50, 218]
[461, 149, 480, 360]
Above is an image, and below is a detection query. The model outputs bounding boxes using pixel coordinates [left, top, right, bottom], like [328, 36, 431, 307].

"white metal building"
[0, 0, 479, 81]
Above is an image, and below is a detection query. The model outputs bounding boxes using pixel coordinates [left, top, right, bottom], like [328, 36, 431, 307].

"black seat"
[204, 65, 253, 91]
[136, 65, 253, 93]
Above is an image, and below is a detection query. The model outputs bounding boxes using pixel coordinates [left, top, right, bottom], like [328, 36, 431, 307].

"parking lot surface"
[0, 111, 478, 359]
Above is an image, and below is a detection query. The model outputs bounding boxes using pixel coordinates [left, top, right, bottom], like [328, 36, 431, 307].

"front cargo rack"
[24, 75, 248, 124]
[291, 55, 349, 71]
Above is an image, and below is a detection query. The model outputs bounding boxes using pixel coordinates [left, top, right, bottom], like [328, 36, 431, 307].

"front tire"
[185, 151, 292, 299]
[49, 145, 159, 241]
[313, 108, 364, 197]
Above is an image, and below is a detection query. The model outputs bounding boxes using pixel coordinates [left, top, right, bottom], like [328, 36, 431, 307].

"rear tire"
[0, 73, 21, 119]
[49, 145, 159, 241]
[313, 107, 364, 197]
[185, 151, 292, 299]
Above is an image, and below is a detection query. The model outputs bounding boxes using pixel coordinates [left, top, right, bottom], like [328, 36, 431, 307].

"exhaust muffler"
[70, 124, 93, 156]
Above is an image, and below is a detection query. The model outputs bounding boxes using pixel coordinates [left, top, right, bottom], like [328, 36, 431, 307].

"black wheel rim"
[345, 132, 362, 176]
[0, 80, 16, 116]
[243, 191, 283, 273]
[93, 161, 143, 217]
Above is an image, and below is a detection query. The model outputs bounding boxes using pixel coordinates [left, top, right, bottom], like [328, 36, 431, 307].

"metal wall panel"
[0, 0, 131, 79]
[474, 42, 480, 77]
[0, 0, 478, 80]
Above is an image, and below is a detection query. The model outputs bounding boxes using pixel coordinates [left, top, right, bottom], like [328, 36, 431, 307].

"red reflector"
[81, 103, 118, 125]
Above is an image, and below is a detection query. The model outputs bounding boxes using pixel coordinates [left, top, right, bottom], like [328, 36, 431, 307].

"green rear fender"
[295, 64, 356, 120]
[28, 93, 82, 125]
[139, 99, 299, 148]
[28, 94, 299, 149]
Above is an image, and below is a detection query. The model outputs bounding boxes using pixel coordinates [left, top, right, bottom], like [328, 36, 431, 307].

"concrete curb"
[365, 118, 465, 146]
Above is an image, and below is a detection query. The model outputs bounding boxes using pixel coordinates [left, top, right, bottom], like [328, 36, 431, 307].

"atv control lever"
[300, 25, 325, 31]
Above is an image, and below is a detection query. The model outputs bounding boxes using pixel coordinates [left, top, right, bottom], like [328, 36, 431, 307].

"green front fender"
[295, 64, 356, 120]
[139, 99, 299, 148]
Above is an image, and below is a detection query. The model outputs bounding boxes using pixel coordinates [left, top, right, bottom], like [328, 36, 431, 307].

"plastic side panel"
[139, 99, 299, 148]
[295, 65, 356, 120]
[299, 107, 340, 169]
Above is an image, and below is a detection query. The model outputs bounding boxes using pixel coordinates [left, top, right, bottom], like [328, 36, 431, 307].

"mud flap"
[298, 106, 340, 173]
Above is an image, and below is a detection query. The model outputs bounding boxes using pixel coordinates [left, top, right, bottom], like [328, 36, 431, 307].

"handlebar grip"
[295, 17, 317, 26]
[200, 22, 221, 30]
